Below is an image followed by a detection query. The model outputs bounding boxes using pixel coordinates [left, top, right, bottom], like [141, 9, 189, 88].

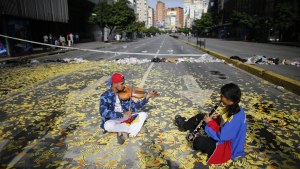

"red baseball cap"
[111, 73, 124, 83]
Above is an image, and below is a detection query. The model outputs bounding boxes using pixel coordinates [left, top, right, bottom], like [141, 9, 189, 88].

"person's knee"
[193, 137, 202, 150]
[139, 112, 148, 120]
[104, 121, 114, 131]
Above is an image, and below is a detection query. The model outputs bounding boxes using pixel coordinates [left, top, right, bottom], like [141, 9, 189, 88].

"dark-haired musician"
[175, 83, 247, 164]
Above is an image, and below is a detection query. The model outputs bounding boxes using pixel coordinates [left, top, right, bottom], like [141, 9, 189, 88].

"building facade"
[0, 0, 95, 57]
[166, 7, 184, 29]
[156, 1, 165, 28]
[184, 0, 208, 28]
[136, 0, 148, 25]
[208, 0, 300, 41]
[147, 7, 155, 28]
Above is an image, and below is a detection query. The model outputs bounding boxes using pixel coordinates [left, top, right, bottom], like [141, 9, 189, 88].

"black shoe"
[117, 133, 126, 145]
[174, 115, 186, 128]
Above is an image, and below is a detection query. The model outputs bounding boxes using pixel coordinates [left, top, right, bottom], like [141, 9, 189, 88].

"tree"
[88, 0, 135, 41]
[176, 28, 183, 33]
[272, 1, 297, 41]
[230, 11, 255, 40]
[88, 0, 112, 41]
[126, 21, 146, 39]
[231, 11, 254, 28]
[252, 16, 273, 42]
[147, 26, 160, 35]
[111, 0, 136, 33]
[194, 12, 213, 35]
[140, 27, 148, 34]
[179, 27, 190, 36]
[126, 21, 145, 33]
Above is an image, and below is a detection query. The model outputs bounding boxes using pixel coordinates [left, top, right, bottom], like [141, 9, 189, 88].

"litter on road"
[113, 54, 224, 64]
[230, 55, 300, 66]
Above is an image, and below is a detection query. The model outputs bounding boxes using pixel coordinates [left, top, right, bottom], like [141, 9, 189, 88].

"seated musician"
[175, 83, 247, 164]
[99, 73, 156, 144]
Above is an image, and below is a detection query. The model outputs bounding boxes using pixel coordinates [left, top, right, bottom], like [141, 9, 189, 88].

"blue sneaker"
[100, 130, 107, 135]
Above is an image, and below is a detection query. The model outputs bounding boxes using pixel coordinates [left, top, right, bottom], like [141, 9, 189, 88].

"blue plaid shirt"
[99, 88, 148, 129]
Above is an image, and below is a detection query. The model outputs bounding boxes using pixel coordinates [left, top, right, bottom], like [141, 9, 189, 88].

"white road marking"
[139, 50, 159, 88]
[139, 35, 167, 88]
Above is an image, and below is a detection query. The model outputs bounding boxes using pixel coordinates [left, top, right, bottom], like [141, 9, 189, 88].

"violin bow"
[129, 73, 134, 113]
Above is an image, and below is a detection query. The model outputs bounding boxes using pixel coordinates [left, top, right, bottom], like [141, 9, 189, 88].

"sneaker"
[99, 130, 107, 135]
[140, 126, 148, 133]
[174, 115, 186, 128]
[117, 132, 128, 145]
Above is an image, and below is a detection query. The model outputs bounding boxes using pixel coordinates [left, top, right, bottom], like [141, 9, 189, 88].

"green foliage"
[88, 0, 112, 28]
[273, 1, 297, 32]
[140, 27, 148, 33]
[177, 27, 190, 35]
[126, 21, 145, 33]
[195, 12, 213, 32]
[147, 26, 160, 35]
[231, 11, 255, 29]
[89, 0, 135, 33]
[110, 0, 136, 32]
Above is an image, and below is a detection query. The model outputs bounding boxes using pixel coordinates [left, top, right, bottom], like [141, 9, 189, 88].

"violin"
[118, 86, 160, 100]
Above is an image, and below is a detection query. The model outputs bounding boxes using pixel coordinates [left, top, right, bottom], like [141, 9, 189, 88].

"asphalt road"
[0, 35, 299, 168]
[179, 35, 300, 81]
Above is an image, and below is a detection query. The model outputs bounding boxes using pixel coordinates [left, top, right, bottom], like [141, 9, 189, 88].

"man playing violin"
[100, 72, 156, 144]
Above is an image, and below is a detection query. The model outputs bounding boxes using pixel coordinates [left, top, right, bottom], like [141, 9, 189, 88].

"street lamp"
[92, 13, 97, 16]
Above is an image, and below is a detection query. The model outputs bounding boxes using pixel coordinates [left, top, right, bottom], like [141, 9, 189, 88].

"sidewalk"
[182, 35, 300, 47]
[0, 41, 119, 63]
[270, 41, 300, 47]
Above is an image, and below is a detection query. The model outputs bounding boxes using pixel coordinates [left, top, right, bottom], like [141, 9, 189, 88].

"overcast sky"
[147, 0, 184, 8]
[88, 0, 188, 9]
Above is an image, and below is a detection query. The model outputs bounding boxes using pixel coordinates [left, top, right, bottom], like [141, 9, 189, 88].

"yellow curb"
[178, 39, 300, 96]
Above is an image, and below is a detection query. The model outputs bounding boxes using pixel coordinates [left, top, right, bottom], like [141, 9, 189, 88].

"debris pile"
[113, 54, 224, 64]
[114, 57, 151, 64]
[230, 55, 300, 66]
[39, 58, 88, 63]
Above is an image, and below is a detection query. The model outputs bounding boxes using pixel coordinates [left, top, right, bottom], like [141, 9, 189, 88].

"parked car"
[268, 36, 279, 42]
